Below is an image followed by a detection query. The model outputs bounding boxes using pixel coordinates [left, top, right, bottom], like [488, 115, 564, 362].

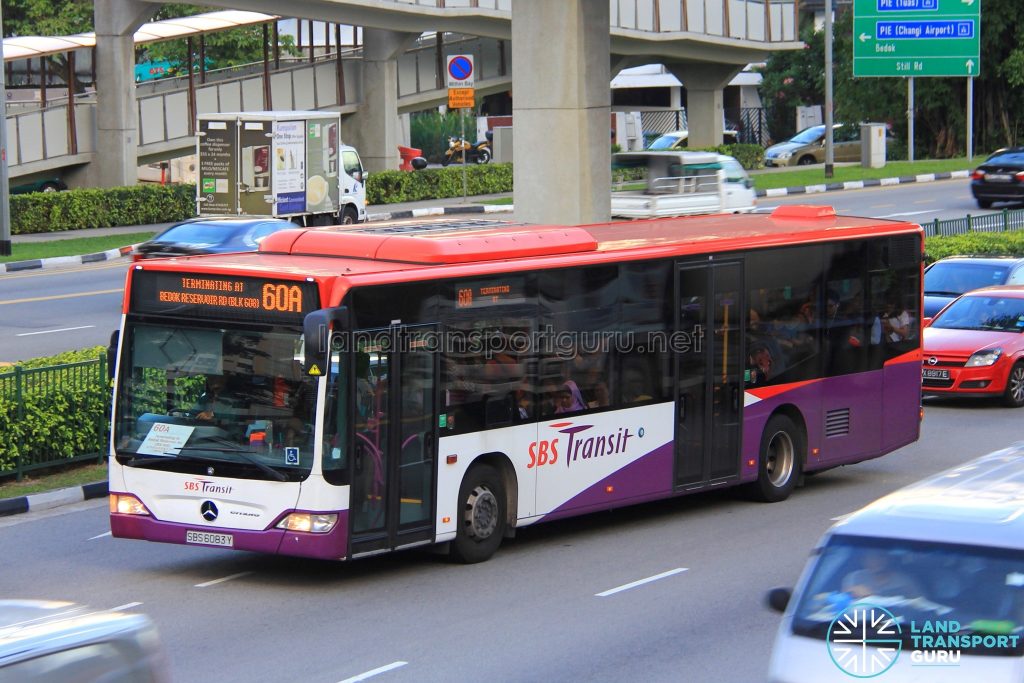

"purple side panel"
[111, 507, 350, 560]
[741, 361, 920, 477]
[540, 442, 674, 521]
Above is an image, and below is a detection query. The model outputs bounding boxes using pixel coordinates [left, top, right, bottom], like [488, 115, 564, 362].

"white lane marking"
[595, 567, 689, 597]
[878, 210, 938, 218]
[89, 531, 112, 540]
[110, 602, 142, 611]
[337, 661, 409, 683]
[194, 571, 253, 588]
[16, 324, 95, 337]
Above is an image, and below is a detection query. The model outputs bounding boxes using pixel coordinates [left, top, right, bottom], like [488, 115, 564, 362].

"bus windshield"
[113, 322, 318, 482]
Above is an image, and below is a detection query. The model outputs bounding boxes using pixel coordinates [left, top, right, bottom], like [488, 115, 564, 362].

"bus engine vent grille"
[825, 408, 851, 438]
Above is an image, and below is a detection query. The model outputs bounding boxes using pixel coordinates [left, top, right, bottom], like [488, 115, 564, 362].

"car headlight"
[777, 151, 792, 160]
[276, 512, 338, 533]
[966, 348, 1002, 367]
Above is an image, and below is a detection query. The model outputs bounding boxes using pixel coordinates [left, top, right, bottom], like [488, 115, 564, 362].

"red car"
[922, 285, 1024, 407]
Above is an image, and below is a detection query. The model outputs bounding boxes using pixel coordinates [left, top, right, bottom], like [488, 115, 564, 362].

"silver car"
[0, 600, 169, 682]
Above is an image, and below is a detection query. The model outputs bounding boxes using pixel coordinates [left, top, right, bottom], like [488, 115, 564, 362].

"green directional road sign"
[853, 0, 980, 77]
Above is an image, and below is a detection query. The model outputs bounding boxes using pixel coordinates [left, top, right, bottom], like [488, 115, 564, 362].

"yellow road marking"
[0, 288, 123, 305]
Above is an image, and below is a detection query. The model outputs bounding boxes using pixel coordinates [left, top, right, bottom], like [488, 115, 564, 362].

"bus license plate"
[186, 530, 234, 547]
[922, 368, 950, 380]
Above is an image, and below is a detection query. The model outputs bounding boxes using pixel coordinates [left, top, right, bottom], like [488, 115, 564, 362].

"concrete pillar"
[340, 29, 417, 173]
[94, 0, 150, 188]
[512, 0, 610, 225]
[665, 63, 741, 149]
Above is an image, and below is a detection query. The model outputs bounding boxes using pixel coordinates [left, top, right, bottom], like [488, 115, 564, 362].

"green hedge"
[366, 163, 513, 204]
[689, 142, 765, 169]
[12, 184, 195, 235]
[923, 232, 1024, 264]
[0, 347, 109, 474]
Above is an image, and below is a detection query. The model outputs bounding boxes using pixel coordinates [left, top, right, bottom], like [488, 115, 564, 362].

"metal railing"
[927, 209, 1024, 237]
[0, 355, 108, 481]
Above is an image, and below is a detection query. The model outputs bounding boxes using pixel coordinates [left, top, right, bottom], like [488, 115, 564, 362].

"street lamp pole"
[0, 2, 10, 257]
[824, 0, 834, 179]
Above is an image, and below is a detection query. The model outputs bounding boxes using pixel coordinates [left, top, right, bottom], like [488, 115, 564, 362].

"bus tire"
[749, 414, 803, 503]
[450, 464, 506, 564]
[1003, 362, 1024, 407]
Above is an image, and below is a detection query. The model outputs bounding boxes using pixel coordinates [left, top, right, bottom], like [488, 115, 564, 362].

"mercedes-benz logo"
[200, 501, 219, 522]
[928, 357, 938, 365]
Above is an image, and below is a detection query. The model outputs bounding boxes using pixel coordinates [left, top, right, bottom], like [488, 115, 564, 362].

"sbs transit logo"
[827, 604, 902, 678]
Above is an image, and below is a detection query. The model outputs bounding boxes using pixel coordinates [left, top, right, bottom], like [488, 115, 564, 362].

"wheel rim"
[765, 430, 795, 487]
[464, 485, 498, 540]
[1010, 366, 1024, 403]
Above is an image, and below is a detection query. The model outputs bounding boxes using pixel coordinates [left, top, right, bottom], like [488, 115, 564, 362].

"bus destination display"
[455, 278, 526, 309]
[132, 271, 319, 323]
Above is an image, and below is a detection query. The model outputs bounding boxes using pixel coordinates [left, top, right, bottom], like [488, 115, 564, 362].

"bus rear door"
[674, 261, 743, 489]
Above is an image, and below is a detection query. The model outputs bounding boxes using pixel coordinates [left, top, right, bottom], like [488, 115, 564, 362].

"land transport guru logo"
[827, 603, 1023, 677]
[827, 604, 902, 678]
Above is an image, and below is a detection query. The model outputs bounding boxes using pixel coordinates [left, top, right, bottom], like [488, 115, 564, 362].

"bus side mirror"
[303, 307, 349, 377]
[107, 330, 119, 381]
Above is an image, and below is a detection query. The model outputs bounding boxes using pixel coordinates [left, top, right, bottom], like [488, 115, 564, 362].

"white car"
[766, 443, 1024, 682]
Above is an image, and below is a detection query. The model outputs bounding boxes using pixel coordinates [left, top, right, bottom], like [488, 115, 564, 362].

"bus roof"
[131, 206, 921, 307]
[832, 443, 1024, 551]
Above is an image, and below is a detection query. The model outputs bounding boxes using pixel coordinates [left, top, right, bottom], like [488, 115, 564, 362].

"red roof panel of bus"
[259, 221, 599, 264]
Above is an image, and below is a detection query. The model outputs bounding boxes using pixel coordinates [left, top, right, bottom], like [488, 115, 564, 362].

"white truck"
[196, 111, 367, 226]
[611, 151, 756, 218]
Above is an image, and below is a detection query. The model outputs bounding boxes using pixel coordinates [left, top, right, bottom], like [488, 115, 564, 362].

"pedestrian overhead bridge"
[8, 0, 800, 225]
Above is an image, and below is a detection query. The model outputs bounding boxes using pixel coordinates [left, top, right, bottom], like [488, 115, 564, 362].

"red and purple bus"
[109, 205, 923, 563]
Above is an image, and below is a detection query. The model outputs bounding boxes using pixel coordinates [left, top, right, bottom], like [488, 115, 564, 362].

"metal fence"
[0, 355, 108, 481]
[926, 209, 1024, 237]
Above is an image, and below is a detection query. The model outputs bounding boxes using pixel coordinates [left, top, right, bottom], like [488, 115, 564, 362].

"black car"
[923, 255, 1024, 317]
[134, 217, 296, 260]
[970, 147, 1024, 208]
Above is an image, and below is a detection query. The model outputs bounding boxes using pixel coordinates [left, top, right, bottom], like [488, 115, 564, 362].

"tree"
[759, 0, 1024, 158]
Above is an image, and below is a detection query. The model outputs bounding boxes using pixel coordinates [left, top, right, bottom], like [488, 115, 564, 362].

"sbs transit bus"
[108, 205, 923, 563]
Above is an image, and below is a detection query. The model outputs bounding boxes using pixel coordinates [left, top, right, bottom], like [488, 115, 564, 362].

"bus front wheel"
[749, 414, 803, 503]
[450, 464, 506, 564]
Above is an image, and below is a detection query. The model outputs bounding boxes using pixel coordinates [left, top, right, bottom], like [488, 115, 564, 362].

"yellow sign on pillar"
[448, 87, 475, 110]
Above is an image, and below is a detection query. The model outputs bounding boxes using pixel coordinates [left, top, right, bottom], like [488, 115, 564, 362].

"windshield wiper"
[925, 290, 963, 296]
[123, 451, 205, 468]
[176, 444, 287, 482]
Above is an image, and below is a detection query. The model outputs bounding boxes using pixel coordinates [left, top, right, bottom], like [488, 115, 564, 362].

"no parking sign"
[446, 54, 475, 109]
[446, 54, 474, 88]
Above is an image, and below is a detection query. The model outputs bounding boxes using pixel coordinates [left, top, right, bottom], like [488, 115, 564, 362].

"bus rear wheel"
[749, 414, 803, 503]
[450, 464, 506, 564]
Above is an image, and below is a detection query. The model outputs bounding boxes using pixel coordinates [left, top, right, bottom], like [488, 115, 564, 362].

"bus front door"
[350, 325, 438, 557]
[675, 261, 743, 489]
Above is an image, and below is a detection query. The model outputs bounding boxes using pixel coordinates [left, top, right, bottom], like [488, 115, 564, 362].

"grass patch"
[0, 232, 154, 263]
[752, 157, 984, 192]
[0, 462, 106, 500]
[480, 197, 514, 205]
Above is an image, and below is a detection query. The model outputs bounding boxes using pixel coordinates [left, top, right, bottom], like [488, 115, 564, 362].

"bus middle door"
[674, 260, 743, 489]
[350, 325, 438, 557]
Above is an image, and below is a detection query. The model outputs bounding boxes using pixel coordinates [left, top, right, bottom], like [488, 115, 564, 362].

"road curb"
[367, 203, 514, 222]
[0, 480, 108, 518]
[755, 169, 970, 198]
[0, 245, 136, 275]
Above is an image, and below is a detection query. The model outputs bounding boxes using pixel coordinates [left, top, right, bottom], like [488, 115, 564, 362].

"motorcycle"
[441, 136, 491, 165]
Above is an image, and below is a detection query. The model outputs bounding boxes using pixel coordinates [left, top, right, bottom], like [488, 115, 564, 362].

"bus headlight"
[966, 348, 1002, 367]
[276, 513, 338, 533]
[109, 493, 150, 516]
